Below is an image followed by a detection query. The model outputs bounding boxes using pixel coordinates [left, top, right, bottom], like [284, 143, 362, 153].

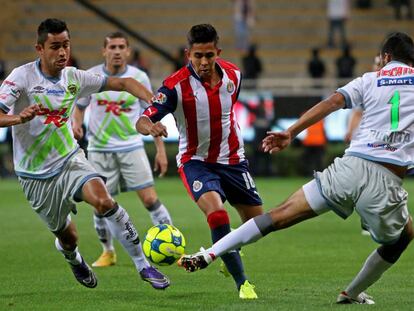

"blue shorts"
[179, 160, 262, 206]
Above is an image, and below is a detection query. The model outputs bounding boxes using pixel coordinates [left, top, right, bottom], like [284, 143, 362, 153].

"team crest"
[192, 180, 203, 192]
[67, 84, 78, 96]
[152, 92, 167, 104]
[226, 81, 235, 93]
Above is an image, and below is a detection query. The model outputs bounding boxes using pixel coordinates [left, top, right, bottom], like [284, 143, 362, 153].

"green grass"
[1, 177, 414, 311]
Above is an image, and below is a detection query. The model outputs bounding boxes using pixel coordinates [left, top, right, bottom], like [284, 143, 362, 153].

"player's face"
[103, 38, 130, 69]
[187, 42, 221, 81]
[36, 31, 70, 76]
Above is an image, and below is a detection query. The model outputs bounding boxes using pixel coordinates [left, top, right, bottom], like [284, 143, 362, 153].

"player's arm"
[153, 136, 168, 177]
[104, 77, 153, 104]
[344, 108, 363, 143]
[136, 87, 177, 138]
[72, 105, 85, 140]
[0, 105, 39, 127]
[263, 92, 345, 154]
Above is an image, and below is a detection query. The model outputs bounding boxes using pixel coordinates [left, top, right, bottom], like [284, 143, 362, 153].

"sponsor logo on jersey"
[377, 76, 414, 87]
[367, 143, 398, 152]
[10, 88, 21, 99]
[67, 84, 78, 96]
[152, 92, 167, 104]
[46, 89, 65, 96]
[0, 93, 8, 100]
[144, 106, 158, 117]
[3, 80, 16, 86]
[192, 180, 203, 192]
[37, 105, 69, 128]
[227, 81, 235, 93]
[369, 129, 410, 144]
[377, 66, 414, 77]
[30, 86, 45, 94]
[97, 99, 132, 116]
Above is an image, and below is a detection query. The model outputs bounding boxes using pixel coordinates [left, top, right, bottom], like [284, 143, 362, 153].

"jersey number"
[242, 172, 256, 189]
[388, 91, 400, 131]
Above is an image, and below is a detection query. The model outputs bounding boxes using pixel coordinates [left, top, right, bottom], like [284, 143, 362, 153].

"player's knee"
[206, 209, 230, 229]
[94, 197, 116, 214]
[142, 196, 158, 209]
[377, 228, 413, 264]
[58, 231, 78, 250]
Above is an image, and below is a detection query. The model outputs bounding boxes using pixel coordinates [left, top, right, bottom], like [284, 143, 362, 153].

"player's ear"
[216, 48, 222, 57]
[35, 43, 43, 54]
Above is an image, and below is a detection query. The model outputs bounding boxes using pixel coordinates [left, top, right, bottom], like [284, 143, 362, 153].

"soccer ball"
[142, 224, 186, 266]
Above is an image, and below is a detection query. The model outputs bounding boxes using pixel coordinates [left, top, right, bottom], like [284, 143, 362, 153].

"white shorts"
[302, 156, 409, 244]
[19, 150, 103, 233]
[88, 148, 154, 196]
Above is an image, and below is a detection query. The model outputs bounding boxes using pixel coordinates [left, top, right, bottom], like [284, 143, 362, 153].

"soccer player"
[0, 18, 169, 289]
[72, 31, 172, 268]
[178, 32, 414, 305]
[136, 24, 263, 299]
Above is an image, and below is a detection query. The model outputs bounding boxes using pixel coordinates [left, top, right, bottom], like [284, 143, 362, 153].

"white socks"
[55, 238, 82, 265]
[104, 205, 150, 271]
[345, 249, 393, 298]
[208, 218, 264, 257]
[93, 214, 114, 252]
[149, 203, 172, 225]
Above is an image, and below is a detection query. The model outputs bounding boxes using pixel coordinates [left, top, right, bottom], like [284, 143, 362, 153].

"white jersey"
[76, 65, 150, 152]
[0, 60, 106, 179]
[338, 61, 414, 167]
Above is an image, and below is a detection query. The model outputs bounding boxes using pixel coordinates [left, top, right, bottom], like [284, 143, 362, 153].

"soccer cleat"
[177, 247, 215, 272]
[92, 250, 117, 267]
[139, 266, 170, 289]
[336, 291, 375, 304]
[239, 280, 258, 299]
[70, 258, 98, 288]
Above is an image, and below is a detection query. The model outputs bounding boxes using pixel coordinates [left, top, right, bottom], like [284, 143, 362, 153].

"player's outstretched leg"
[54, 223, 97, 288]
[337, 218, 413, 304]
[92, 212, 117, 267]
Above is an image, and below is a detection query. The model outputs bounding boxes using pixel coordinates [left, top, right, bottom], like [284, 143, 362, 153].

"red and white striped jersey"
[143, 59, 245, 167]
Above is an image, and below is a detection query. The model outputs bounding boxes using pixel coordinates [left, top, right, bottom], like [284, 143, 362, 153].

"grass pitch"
[1, 177, 413, 311]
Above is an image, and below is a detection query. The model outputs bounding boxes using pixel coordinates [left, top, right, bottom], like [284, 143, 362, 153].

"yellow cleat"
[92, 250, 117, 267]
[239, 280, 258, 299]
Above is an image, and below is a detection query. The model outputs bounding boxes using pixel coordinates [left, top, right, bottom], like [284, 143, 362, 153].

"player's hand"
[72, 123, 84, 140]
[154, 150, 168, 177]
[262, 131, 292, 154]
[149, 121, 168, 138]
[19, 105, 39, 124]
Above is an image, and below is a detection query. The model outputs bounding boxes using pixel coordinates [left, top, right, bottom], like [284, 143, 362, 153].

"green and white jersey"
[76, 64, 151, 152]
[338, 61, 414, 167]
[0, 60, 106, 179]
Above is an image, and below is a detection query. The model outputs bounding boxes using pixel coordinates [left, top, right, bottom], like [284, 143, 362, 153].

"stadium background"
[1, 2, 414, 310]
[1, 0, 413, 176]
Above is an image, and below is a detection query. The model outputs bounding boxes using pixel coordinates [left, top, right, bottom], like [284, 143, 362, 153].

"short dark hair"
[187, 24, 219, 47]
[37, 18, 69, 45]
[103, 31, 129, 47]
[381, 32, 414, 65]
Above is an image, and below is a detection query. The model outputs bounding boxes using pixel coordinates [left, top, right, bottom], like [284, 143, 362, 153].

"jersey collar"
[102, 63, 128, 77]
[36, 59, 61, 84]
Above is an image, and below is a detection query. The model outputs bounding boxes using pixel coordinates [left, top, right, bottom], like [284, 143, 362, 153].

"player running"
[0, 18, 169, 290]
[72, 31, 172, 268]
[178, 32, 414, 305]
[136, 24, 263, 299]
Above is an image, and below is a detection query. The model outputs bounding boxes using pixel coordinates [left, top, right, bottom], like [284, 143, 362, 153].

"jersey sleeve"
[0, 68, 27, 113]
[73, 68, 107, 99]
[337, 77, 364, 110]
[142, 85, 177, 122]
